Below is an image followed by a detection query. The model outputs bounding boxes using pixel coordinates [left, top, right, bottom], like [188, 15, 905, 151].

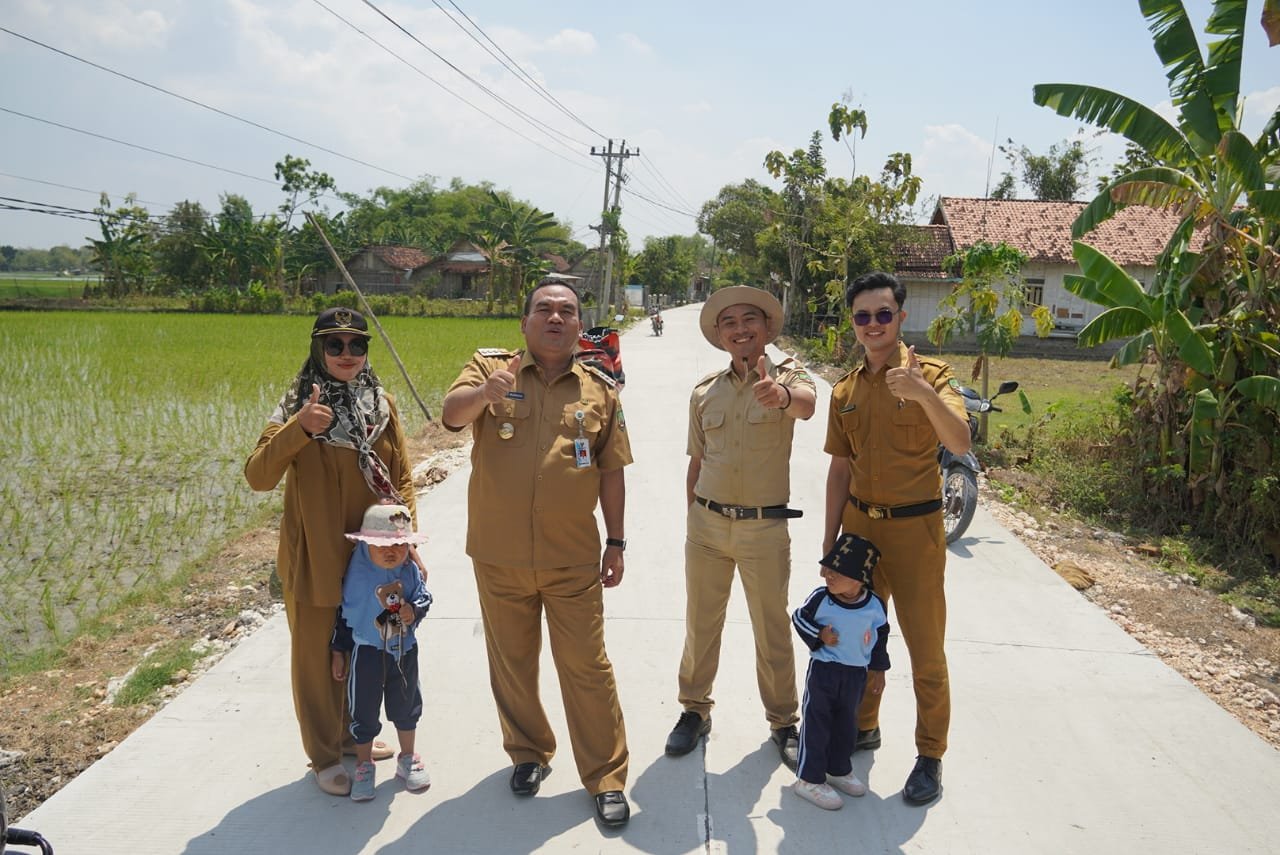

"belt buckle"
[867, 505, 886, 520]
[720, 504, 734, 519]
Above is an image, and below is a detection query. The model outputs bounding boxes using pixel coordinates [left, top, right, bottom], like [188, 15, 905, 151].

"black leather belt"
[848, 495, 942, 520]
[695, 496, 803, 520]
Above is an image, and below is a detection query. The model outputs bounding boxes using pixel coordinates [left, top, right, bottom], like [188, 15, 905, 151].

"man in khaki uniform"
[823, 271, 971, 805]
[441, 281, 632, 828]
[665, 286, 817, 768]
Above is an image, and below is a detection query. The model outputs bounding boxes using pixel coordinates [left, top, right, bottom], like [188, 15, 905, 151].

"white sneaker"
[396, 752, 431, 792]
[828, 771, 867, 797]
[792, 779, 843, 810]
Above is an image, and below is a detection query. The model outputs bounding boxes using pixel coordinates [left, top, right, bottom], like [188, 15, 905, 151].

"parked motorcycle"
[940, 379, 1020, 544]
[650, 311, 664, 336]
[2, 780, 55, 853]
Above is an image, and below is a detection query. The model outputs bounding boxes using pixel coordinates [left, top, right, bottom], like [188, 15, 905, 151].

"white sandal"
[315, 763, 351, 796]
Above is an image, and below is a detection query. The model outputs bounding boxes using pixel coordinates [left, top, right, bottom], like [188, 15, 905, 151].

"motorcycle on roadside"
[2, 780, 55, 854]
[650, 311, 664, 336]
[941, 380, 1020, 544]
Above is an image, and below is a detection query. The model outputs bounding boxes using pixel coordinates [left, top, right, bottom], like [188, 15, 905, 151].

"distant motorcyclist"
[650, 309, 664, 336]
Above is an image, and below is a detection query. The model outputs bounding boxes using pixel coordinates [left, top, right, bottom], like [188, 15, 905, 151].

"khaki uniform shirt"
[446, 348, 632, 569]
[824, 341, 967, 506]
[688, 355, 816, 507]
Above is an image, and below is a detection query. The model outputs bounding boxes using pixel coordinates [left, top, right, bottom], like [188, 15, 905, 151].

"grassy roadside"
[785, 337, 1280, 627]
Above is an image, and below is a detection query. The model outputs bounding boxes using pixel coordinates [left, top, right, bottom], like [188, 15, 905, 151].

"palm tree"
[479, 192, 565, 308]
[1031, 0, 1279, 527]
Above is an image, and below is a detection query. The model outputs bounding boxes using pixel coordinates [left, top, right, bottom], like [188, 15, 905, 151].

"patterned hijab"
[270, 336, 401, 502]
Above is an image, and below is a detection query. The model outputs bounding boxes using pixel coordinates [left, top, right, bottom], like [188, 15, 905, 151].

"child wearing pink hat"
[330, 502, 433, 801]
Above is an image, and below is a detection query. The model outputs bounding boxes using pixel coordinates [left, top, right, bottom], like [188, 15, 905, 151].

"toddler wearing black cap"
[789, 532, 891, 810]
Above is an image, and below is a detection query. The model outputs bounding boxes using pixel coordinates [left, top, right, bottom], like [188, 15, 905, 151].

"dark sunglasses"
[852, 308, 897, 327]
[322, 336, 369, 357]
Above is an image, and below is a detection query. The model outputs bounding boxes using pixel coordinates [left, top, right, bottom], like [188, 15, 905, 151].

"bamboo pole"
[305, 212, 433, 421]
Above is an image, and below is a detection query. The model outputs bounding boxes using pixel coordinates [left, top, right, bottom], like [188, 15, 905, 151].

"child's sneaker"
[792, 779, 843, 810]
[350, 761, 376, 801]
[828, 771, 867, 797]
[396, 752, 431, 792]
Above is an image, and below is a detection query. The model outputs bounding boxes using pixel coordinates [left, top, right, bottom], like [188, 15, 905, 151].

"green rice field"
[0, 276, 98, 299]
[0, 311, 522, 665]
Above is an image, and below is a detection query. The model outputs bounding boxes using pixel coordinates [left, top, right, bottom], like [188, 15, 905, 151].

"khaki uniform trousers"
[472, 560, 629, 795]
[843, 508, 950, 758]
[679, 502, 799, 728]
[283, 597, 345, 772]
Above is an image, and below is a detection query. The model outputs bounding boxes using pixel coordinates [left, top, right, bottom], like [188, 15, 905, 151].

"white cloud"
[544, 28, 596, 54]
[1242, 85, 1280, 134]
[682, 101, 712, 115]
[916, 123, 996, 200]
[619, 33, 653, 56]
[15, 0, 172, 50]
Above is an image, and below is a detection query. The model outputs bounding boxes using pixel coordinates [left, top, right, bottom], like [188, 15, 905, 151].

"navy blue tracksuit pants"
[345, 643, 423, 744]
[797, 658, 867, 784]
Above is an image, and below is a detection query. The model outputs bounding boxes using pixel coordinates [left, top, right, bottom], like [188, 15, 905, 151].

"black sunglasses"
[852, 309, 897, 327]
[322, 336, 369, 357]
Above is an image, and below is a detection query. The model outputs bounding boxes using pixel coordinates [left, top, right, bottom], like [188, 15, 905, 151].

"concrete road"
[16, 301, 1280, 854]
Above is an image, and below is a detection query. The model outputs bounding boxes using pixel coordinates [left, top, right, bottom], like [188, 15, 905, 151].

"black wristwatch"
[605, 537, 626, 551]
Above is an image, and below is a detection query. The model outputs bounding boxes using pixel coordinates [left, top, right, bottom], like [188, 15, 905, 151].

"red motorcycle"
[650, 312, 664, 336]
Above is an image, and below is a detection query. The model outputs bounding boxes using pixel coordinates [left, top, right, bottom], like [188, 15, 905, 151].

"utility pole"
[590, 139, 638, 318]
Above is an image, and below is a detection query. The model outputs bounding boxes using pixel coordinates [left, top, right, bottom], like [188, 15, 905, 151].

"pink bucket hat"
[345, 503, 428, 546]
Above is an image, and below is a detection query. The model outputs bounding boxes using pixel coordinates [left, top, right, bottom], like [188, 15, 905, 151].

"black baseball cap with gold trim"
[312, 307, 371, 338]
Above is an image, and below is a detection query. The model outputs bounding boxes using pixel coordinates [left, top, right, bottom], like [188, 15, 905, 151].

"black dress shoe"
[902, 755, 942, 805]
[665, 710, 711, 756]
[510, 762, 551, 796]
[594, 790, 630, 827]
[770, 724, 800, 770]
[854, 726, 881, 751]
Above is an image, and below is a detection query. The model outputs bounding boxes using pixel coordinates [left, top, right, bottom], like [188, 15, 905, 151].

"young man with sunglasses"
[822, 271, 970, 805]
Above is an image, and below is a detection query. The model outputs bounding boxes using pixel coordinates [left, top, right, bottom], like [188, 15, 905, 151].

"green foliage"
[1031, 0, 1280, 560]
[113, 641, 205, 707]
[929, 241, 1052, 357]
[991, 138, 1094, 200]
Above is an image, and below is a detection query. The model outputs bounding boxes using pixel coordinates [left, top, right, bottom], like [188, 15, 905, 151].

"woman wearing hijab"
[246, 307, 417, 796]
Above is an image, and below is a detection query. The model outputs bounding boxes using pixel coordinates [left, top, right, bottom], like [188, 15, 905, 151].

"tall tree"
[990, 138, 1094, 200]
[89, 194, 155, 297]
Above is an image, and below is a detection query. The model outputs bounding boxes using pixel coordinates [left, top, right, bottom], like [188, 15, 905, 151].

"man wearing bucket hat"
[441, 281, 632, 828]
[664, 285, 817, 768]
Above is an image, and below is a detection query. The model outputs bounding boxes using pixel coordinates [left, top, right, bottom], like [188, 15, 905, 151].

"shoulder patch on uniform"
[948, 377, 961, 390]
[477, 347, 516, 358]
[581, 362, 618, 387]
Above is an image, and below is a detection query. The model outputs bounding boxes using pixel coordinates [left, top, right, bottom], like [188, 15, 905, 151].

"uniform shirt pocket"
[838, 409, 862, 458]
[701, 410, 727, 455]
[746, 403, 783, 451]
[891, 403, 932, 454]
[487, 398, 531, 447]
[563, 405, 604, 445]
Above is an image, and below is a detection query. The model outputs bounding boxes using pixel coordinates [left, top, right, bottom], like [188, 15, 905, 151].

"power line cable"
[435, 0, 607, 140]
[1, 106, 281, 187]
[311, 0, 593, 173]
[621, 184, 698, 218]
[638, 157, 697, 212]
[0, 170, 173, 211]
[0, 26, 415, 183]
[355, 0, 592, 151]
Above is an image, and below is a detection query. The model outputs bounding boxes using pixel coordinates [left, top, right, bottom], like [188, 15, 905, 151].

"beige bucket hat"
[699, 286, 784, 350]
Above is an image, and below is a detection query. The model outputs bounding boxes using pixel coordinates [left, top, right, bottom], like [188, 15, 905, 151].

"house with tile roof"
[894, 197, 1195, 340]
[319, 245, 433, 294]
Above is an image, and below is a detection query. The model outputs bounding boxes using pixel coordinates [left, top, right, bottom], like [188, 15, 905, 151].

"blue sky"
[2, 0, 1277, 251]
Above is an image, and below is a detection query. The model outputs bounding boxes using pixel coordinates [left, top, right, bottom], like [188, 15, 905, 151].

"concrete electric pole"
[589, 139, 638, 318]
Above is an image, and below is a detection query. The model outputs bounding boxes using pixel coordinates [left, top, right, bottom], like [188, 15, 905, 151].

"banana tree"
[1032, 0, 1280, 514]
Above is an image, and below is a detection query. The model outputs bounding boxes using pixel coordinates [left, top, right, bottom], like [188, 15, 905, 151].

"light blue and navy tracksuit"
[791, 587, 890, 784]
[330, 543, 433, 744]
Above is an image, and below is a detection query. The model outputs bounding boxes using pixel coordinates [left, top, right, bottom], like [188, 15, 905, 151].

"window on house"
[1024, 279, 1044, 307]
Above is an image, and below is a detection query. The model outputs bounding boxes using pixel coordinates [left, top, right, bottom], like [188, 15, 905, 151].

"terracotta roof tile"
[892, 225, 955, 279]
[366, 245, 433, 270]
[934, 197, 1198, 266]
